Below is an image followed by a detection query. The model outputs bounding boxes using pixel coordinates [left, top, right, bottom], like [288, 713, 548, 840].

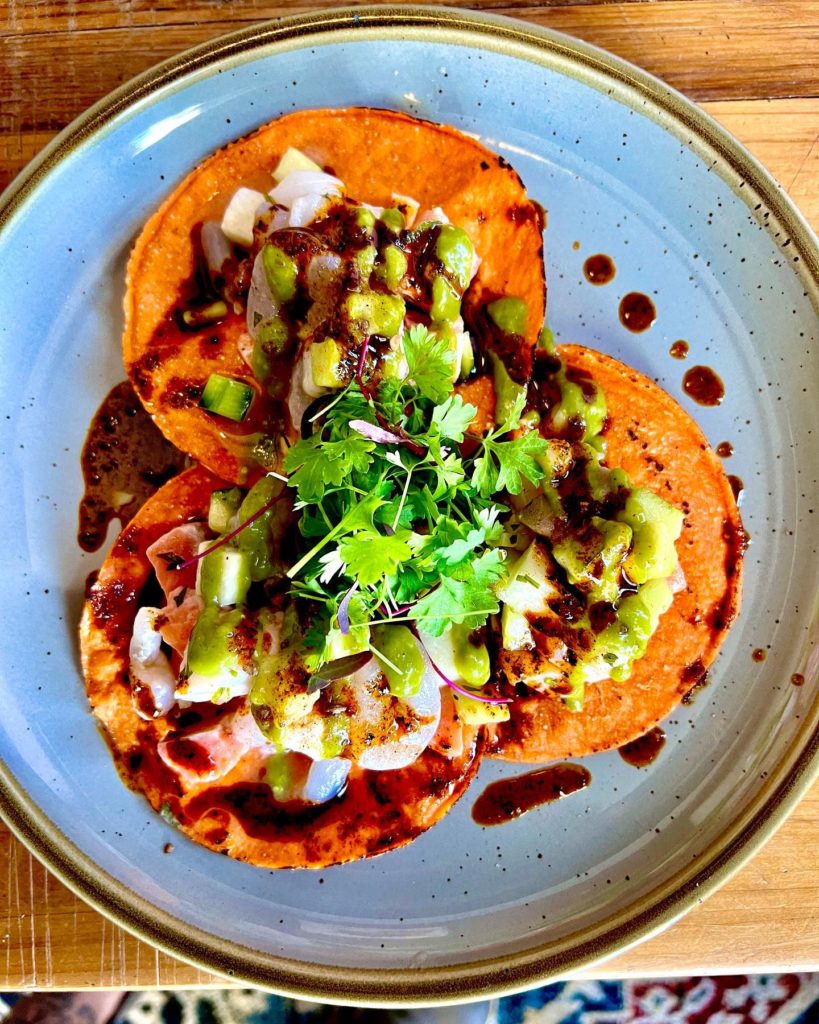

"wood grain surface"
[1, 0, 817, 993]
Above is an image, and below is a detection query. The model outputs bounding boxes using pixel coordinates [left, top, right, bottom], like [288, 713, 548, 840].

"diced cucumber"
[421, 623, 490, 688]
[309, 338, 344, 390]
[197, 544, 251, 607]
[452, 692, 510, 725]
[199, 374, 253, 422]
[431, 275, 461, 324]
[458, 332, 475, 379]
[496, 540, 559, 615]
[354, 245, 377, 281]
[374, 244, 408, 291]
[435, 225, 474, 291]
[207, 487, 242, 534]
[552, 518, 632, 604]
[378, 208, 405, 233]
[272, 147, 322, 183]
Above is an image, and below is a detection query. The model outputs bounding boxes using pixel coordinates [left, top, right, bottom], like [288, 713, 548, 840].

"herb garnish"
[282, 326, 548, 672]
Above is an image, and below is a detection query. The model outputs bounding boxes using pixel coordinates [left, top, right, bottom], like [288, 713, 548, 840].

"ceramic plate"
[0, 6, 816, 1007]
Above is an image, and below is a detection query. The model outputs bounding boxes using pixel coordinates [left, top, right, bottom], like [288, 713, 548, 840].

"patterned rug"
[1, 975, 817, 1023]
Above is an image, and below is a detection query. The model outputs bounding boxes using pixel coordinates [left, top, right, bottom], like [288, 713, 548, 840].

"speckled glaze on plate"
[0, 6, 816, 1007]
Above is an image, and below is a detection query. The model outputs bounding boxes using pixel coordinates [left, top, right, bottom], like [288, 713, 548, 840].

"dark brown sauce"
[716, 441, 734, 458]
[471, 763, 590, 826]
[727, 474, 744, 505]
[78, 381, 186, 552]
[619, 292, 656, 332]
[682, 365, 725, 406]
[752, 648, 767, 663]
[618, 726, 666, 768]
[791, 673, 805, 687]
[669, 339, 689, 360]
[583, 253, 616, 285]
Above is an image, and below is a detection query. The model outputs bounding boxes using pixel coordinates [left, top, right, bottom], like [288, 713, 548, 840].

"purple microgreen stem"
[420, 638, 511, 706]
[176, 492, 282, 572]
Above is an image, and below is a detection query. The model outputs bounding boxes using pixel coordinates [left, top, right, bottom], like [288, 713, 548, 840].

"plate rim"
[0, 4, 817, 1006]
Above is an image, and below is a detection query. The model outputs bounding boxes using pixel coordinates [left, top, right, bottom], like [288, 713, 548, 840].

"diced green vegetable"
[452, 691, 510, 725]
[487, 296, 528, 337]
[374, 244, 408, 291]
[489, 352, 527, 428]
[236, 476, 281, 581]
[199, 374, 253, 422]
[181, 300, 228, 329]
[618, 488, 684, 584]
[261, 244, 298, 303]
[371, 624, 425, 698]
[552, 517, 632, 604]
[550, 365, 607, 441]
[355, 207, 377, 230]
[436, 225, 474, 291]
[310, 338, 345, 389]
[422, 622, 490, 688]
[208, 487, 242, 533]
[354, 244, 377, 281]
[344, 291, 406, 338]
[431, 275, 461, 324]
[252, 316, 290, 382]
[198, 545, 251, 607]
[325, 623, 370, 662]
[186, 605, 248, 677]
[379, 208, 405, 233]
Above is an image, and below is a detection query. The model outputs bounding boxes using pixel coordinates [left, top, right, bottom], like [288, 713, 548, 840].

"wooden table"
[1, 0, 817, 992]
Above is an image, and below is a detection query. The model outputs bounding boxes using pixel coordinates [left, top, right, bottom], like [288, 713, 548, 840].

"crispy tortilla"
[124, 108, 545, 483]
[487, 344, 744, 762]
[80, 467, 482, 868]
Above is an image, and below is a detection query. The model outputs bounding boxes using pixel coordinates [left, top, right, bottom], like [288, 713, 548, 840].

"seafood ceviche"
[81, 109, 743, 868]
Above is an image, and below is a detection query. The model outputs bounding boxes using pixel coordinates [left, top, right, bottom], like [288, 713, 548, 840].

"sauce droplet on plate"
[752, 648, 767, 662]
[716, 440, 734, 458]
[791, 673, 805, 686]
[669, 339, 689, 360]
[727, 474, 744, 505]
[572, 240, 581, 251]
[471, 763, 590, 826]
[618, 726, 666, 768]
[78, 381, 186, 552]
[682, 365, 725, 406]
[619, 292, 656, 332]
[583, 253, 616, 285]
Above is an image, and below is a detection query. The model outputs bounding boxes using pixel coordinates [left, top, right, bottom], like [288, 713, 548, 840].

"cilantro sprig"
[283, 326, 548, 665]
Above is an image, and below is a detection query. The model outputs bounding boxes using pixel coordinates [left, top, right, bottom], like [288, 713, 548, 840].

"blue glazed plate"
[0, 6, 816, 1006]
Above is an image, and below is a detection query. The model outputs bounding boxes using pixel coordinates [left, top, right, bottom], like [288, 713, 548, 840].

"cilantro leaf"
[284, 434, 374, 501]
[340, 531, 413, 586]
[403, 324, 456, 404]
[497, 388, 527, 433]
[409, 549, 507, 636]
[492, 432, 549, 495]
[431, 395, 477, 442]
[471, 452, 498, 498]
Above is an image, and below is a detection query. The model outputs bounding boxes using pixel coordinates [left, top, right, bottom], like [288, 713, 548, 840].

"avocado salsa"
[168, 147, 685, 736]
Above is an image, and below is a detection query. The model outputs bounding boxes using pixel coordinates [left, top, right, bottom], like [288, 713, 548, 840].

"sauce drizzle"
[471, 763, 590, 826]
[619, 292, 656, 332]
[618, 726, 666, 768]
[669, 339, 689, 360]
[583, 254, 616, 285]
[78, 381, 186, 552]
[727, 474, 744, 505]
[791, 673, 805, 687]
[716, 441, 734, 458]
[682, 365, 725, 406]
